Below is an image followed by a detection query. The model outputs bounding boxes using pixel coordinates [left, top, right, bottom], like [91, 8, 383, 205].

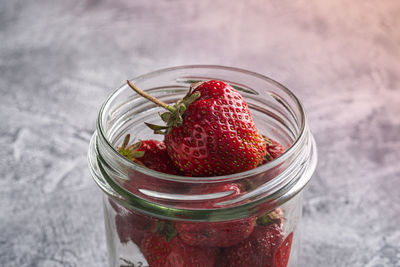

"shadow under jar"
[88, 65, 317, 267]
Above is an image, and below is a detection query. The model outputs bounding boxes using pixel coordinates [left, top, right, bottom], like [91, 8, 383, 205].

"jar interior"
[91, 66, 315, 222]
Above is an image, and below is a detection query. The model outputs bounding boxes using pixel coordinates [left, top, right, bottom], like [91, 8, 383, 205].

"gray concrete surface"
[1, 0, 400, 266]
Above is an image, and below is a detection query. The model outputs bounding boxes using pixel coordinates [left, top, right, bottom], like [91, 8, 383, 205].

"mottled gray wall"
[1, 0, 399, 266]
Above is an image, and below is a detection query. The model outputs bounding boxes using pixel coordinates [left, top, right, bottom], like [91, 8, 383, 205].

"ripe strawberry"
[176, 217, 256, 248]
[224, 224, 288, 267]
[263, 135, 285, 163]
[175, 183, 256, 247]
[109, 199, 154, 245]
[243, 136, 285, 196]
[115, 212, 152, 245]
[141, 221, 217, 267]
[118, 134, 187, 195]
[118, 134, 181, 175]
[127, 80, 266, 176]
[273, 232, 293, 267]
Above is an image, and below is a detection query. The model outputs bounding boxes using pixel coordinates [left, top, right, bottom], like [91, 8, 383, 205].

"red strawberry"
[175, 183, 256, 248]
[141, 221, 217, 267]
[118, 134, 181, 175]
[273, 232, 293, 267]
[224, 224, 287, 267]
[109, 199, 154, 245]
[115, 213, 150, 245]
[263, 136, 285, 163]
[141, 232, 171, 266]
[176, 217, 256, 248]
[244, 136, 285, 195]
[127, 80, 266, 176]
[118, 135, 187, 195]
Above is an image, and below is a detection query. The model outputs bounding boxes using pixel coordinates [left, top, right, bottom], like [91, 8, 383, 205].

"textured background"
[1, 0, 400, 266]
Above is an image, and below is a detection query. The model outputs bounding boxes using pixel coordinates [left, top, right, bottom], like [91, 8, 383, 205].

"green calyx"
[153, 220, 177, 242]
[117, 134, 145, 161]
[263, 135, 273, 146]
[127, 80, 201, 134]
[257, 210, 282, 226]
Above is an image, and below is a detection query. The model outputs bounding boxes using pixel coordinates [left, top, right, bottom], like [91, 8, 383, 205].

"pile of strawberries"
[112, 80, 292, 267]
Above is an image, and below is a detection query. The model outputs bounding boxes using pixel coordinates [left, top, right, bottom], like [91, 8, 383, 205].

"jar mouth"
[96, 65, 307, 182]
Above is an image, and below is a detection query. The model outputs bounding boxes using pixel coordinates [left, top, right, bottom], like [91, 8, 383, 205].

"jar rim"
[96, 65, 307, 182]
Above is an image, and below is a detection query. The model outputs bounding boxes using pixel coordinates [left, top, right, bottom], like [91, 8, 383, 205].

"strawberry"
[117, 134, 187, 195]
[263, 136, 285, 163]
[224, 223, 286, 267]
[141, 221, 217, 267]
[176, 217, 256, 248]
[127, 80, 266, 176]
[273, 232, 293, 267]
[109, 198, 154, 245]
[175, 183, 256, 247]
[115, 212, 152, 245]
[242, 136, 285, 198]
[118, 134, 181, 175]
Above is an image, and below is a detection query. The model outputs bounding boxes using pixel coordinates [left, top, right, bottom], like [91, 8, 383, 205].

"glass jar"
[88, 65, 317, 267]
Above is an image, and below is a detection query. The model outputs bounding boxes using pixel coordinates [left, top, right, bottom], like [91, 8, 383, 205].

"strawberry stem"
[117, 135, 145, 160]
[121, 134, 130, 149]
[127, 80, 201, 134]
[127, 80, 176, 112]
